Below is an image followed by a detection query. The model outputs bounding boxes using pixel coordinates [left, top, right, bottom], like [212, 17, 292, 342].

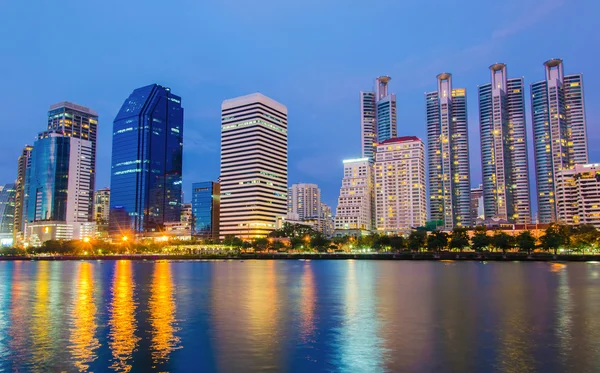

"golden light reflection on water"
[299, 264, 316, 343]
[8, 262, 30, 368]
[109, 260, 139, 372]
[30, 261, 52, 366]
[148, 261, 180, 365]
[69, 262, 100, 372]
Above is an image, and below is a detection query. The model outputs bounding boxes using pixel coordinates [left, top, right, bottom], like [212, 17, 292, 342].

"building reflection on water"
[148, 261, 180, 365]
[299, 263, 316, 344]
[69, 262, 100, 372]
[8, 262, 30, 369]
[108, 260, 139, 372]
[337, 260, 385, 372]
[30, 261, 53, 367]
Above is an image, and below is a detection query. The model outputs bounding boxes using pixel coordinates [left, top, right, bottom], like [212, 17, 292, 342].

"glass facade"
[109, 84, 184, 236]
[191, 182, 220, 239]
[0, 184, 16, 234]
[24, 135, 71, 222]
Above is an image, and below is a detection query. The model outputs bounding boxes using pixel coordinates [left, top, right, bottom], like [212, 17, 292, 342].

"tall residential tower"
[374, 137, 427, 234]
[478, 63, 531, 223]
[426, 73, 471, 229]
[531, 59, 588, 223]
[219, 93, 288, 239]
[361, 76, 397, 160]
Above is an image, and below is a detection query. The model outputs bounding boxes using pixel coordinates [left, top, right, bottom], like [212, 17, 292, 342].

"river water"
[1, 260, 599, 372]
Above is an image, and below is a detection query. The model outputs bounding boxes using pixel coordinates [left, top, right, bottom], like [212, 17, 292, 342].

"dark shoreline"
[1, 252, 598, 262]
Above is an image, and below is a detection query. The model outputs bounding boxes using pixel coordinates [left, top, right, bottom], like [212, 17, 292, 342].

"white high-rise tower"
[219, 93, 288, 239]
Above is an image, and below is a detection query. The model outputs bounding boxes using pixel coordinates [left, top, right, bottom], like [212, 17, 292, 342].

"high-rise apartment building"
[361, 76, 397, 160]
[220, 93, 288, 239]
[479, 63, 531, 223]
[374, 137, 427, 234]
[320, 202, 334, 237]
[46, 102, 98, 220]
[531, 59, 588, 223]
[426, 73, 471, 229]
[556, 164, 600, 228]
[24, 133, 94, 241]
[13, 144, 33, 242]
[0, 184, 16, 244]
[334, 158, 373, 235]
[288, 183, 321, 221]
[109, 84, 184, 237]
[191, 181, 220, 239]
[94, 188, 110, 232]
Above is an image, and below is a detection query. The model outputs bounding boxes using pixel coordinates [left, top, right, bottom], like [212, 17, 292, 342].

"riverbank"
[1, 252, 599, 261]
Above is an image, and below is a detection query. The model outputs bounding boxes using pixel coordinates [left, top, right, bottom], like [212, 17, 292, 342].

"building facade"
[46, 102, 98, 221]
[191, 181, 220, 239]
[288, 183, 321, 221]
[320, 202, 334, 237]
[334, 158, 373, 235]
[556, 164, 600, 228]
[23, 133, 93, 242]
[0, 184, 16, 245]
[13, 145, 33, 243]
[94, 188, 110, 232]
[219, 93, 288, 239]
[360, 76, 397, 160]
[374, 137, 427, 234]
[426, 73, 471, 229]
[531, 59, 588, 223]
[479, 63, 531, 223]
[109, 84, 184, 237]
[470, 185, 484, 226]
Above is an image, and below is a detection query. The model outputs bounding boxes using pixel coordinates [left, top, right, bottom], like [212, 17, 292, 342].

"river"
[1, 260, 599, 372]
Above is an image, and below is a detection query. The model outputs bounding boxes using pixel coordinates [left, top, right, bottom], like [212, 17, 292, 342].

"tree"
[571, 224, 599, 253]
[407, 230, 427, 252]
[427, 230, 449, 252]
[471, 226, 490, 252]
[449, 227, 470, 252]
[223, 235, 244, 248]
[540, 223, 570, 255]
[252, 238, 269, 252]
[516, 231, 536, 255]
[389, 236, 406, 252]
[310, 233, 330, 253]
[374, 235, 391, 251]
[491, 231, 513, 254]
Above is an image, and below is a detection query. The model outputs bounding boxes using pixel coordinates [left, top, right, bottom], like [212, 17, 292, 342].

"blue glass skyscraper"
[109, 84, 184, 236]
[191, 182, 220, 239]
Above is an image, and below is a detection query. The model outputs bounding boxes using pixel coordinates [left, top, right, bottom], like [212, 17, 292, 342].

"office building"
[191, 181, 220, 239]
[164, 203, 193, 238]
[109, 84, 184, 237]
[46, 102, 98, 220]
[220, 93, 288, 239]
[360, 76, 397, 160]
[426, 73, 471, 229]
[479, 63, 531, 223]
[94, 188, 110, 232]
[13, 144, 33, 243]
[531, 59, 588, 223]
[334, 158, 373, 235]
[470, 185, 484, 226]
[0, 184, 16, 246]
[288, 183, 321, 221]
[556, 164, 600, 228]
[23, 133, 93, 242]
[374, 137, 427, 234]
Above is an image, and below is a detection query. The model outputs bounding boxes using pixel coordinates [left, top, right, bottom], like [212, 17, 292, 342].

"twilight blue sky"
[0, 0, 598, 213]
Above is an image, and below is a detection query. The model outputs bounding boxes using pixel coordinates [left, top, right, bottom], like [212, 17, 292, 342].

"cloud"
[184, 128, 218, 154]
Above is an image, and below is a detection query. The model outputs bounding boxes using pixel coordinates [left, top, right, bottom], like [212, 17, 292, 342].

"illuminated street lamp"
[83, 237, 90, 243]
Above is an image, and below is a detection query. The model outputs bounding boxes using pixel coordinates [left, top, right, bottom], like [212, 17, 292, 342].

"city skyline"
[1, 1, 599, 214]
